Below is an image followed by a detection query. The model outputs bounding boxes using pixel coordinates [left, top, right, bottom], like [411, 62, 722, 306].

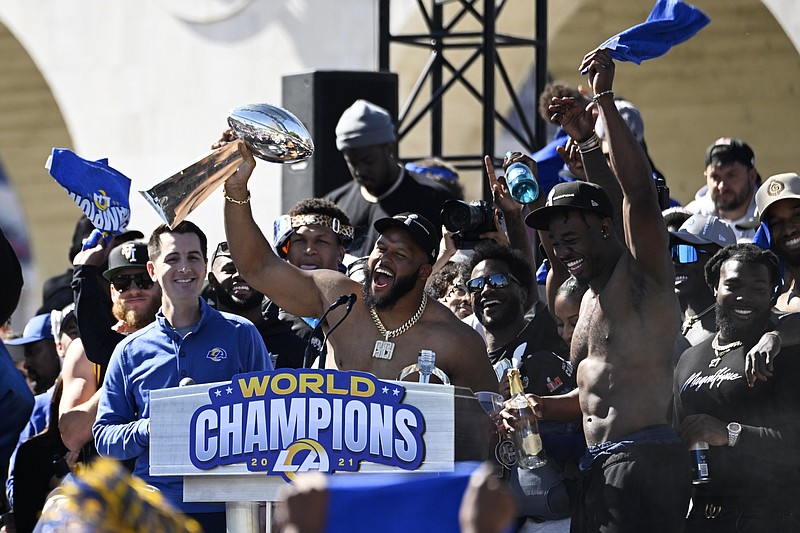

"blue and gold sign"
[189, 369, 425, 481]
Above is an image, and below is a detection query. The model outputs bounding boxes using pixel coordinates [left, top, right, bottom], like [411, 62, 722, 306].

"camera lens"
[441, 201, 473, 232]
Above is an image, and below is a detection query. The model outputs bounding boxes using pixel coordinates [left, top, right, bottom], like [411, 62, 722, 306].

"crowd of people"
[0, 44, 797, 533]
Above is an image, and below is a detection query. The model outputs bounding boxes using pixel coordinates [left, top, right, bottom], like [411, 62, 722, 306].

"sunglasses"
[466, 272, 521, 294]
[671, 244, 713, 264]
[111, 272, 155, 292]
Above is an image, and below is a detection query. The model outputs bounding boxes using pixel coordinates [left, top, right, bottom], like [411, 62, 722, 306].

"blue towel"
[323, 462, 513, 533]
[46, 148, 132, 237]
[583, 0, 710, 73]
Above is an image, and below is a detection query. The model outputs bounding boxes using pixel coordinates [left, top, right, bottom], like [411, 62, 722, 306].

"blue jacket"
[93, 298, 271, 513]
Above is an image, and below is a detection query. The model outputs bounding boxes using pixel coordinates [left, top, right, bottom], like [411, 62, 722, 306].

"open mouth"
[730, 306, 754, 320]
[563, 258, 584, 273]
[372, 266, 395, 290]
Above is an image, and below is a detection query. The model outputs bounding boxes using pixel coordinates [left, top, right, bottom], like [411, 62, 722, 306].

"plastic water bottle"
[504, 155, 539, 205]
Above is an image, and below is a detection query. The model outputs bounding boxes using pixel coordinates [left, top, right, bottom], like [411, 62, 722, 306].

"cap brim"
[525, 205, 610, 230]
[373, 217, 437, 264]
[103, 265, 147, 281]
[669, 230, 712, 246]
[4, 334, 47, 346]
[758, 193, 800, 222]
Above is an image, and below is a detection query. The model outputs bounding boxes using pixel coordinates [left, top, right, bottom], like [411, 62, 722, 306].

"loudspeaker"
[281, 70, 399, 211]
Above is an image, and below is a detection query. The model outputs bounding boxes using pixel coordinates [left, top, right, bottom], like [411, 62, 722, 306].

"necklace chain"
[682, 304, 715, 335]
[709, 333, 743, 367]
[370, 293, 427, 340]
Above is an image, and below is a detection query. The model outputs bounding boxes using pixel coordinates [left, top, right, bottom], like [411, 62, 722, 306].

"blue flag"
[46, 148, 132, 236]
[583, 0, 710, 73]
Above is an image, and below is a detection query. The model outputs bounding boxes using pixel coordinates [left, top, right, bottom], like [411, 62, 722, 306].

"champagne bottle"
[508, 368, 547, 469]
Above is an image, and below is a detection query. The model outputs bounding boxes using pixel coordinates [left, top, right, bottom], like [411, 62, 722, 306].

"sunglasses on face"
[466, 272, 521, 294]
[111, 272, 155, 292]
[671, 244, 713, 264]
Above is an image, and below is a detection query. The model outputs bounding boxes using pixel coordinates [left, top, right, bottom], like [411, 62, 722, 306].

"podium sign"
[150, 369, 489, 503]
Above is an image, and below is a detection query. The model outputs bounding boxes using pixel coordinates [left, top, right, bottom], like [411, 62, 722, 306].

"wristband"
[577, 132, 601, 154]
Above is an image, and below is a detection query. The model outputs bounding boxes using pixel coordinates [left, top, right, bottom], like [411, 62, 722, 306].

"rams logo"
[273, 439, 330, 482]
[93, 189, 111, 211]
[206, 348, 227, 362]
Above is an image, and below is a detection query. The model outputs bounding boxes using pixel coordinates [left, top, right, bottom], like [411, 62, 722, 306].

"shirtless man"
[221, 145, 497, 393]
[508, 49, 691, 531]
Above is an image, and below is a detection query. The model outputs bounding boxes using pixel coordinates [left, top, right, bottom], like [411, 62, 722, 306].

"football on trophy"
[227, 104, 314, 164]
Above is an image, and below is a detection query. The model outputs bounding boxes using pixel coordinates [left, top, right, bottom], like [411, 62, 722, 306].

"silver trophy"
[140, 103, 314, 228]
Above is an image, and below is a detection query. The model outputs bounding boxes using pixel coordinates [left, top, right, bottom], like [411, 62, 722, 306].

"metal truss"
[378, 0, 548, 198]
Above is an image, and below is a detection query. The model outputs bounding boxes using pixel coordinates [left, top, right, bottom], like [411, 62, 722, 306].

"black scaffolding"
[378, 0, 548, 198]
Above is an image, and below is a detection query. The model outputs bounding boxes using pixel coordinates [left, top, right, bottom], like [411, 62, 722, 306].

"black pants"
[571, 441, 692, 533]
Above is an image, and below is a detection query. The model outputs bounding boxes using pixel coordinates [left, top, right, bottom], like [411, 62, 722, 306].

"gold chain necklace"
[709, 333, 743, 368]
[370, 293, 427, 360]
[682, 304, 715, 335]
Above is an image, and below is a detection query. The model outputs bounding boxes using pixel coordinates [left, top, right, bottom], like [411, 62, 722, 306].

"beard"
[713, 183, 753, 213]
[362, 266, 420, 310]
[715, 303, 772, 347]
[213, 285, 264, 312]
[113, 295, 161, 331]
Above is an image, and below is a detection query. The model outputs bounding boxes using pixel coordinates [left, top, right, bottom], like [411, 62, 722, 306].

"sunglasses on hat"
[671, 244, 713, 264]
[466, 272, 521, 294]
[111, 272, 155, 292]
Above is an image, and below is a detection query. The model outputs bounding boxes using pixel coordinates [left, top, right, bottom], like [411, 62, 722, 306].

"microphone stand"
[303, 294, 356, 369]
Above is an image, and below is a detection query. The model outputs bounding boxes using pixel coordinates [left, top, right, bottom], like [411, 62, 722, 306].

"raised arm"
[579, 49, 670, 280]
[222, 139, 348, 318]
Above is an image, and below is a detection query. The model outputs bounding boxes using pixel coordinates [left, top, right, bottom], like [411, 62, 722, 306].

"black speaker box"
[281, 70, 399, 212]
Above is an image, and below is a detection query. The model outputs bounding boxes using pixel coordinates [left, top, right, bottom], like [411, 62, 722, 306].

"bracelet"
[592, 90, 614, 103]
[577, 132, 601, 154]
[223, 189, 250, 205]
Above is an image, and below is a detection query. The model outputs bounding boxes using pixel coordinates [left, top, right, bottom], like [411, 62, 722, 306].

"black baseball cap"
[103, 241, 149, 280]
[374, 213, 439, 264]
[704, 138, 755, 168]
[525, 181, 613, 230]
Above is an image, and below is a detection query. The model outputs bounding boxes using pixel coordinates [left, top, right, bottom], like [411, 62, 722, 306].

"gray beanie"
[335, 99, 397, 151]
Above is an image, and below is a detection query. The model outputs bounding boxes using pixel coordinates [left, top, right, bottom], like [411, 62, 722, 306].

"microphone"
[179, 377, 196, 387]
[303, 294, 355, 369]
[318, 293, 357, 370]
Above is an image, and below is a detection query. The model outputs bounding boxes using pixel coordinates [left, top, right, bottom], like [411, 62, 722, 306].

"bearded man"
[220, 141, 496, 392]
[59, 241, 161, 452]
[685, 138, 760, 241]
[674, 243, 800, 531]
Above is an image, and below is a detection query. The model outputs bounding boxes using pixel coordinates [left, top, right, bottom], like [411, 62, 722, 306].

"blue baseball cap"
[6, 314, 54, 346]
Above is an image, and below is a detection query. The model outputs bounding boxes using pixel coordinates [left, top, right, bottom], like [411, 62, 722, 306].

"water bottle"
[507, 369, 547, 469]
[690, 441, 711, 484]
[504, 153, 540, 205]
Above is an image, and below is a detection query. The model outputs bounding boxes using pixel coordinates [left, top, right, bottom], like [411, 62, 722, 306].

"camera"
[441, 199, 496, 249]
[654, 175, 670, 211]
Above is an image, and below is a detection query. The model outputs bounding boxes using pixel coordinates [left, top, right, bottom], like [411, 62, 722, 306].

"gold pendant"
[372, 339, 395, 360]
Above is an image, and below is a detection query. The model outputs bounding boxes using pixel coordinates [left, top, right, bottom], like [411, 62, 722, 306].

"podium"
[150, 371, 492, 531]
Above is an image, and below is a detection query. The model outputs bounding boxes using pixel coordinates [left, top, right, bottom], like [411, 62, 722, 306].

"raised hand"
[549, 97, 595, 143]
[579, 48, 615, 96]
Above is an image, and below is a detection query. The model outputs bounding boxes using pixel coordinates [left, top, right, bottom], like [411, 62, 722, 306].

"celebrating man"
[221, 142, 497, 393]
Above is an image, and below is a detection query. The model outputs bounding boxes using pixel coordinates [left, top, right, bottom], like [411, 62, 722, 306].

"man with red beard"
[674, 243, 800, 531]
[59, 241, 162, 453]
[222, 145, 497, 392]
